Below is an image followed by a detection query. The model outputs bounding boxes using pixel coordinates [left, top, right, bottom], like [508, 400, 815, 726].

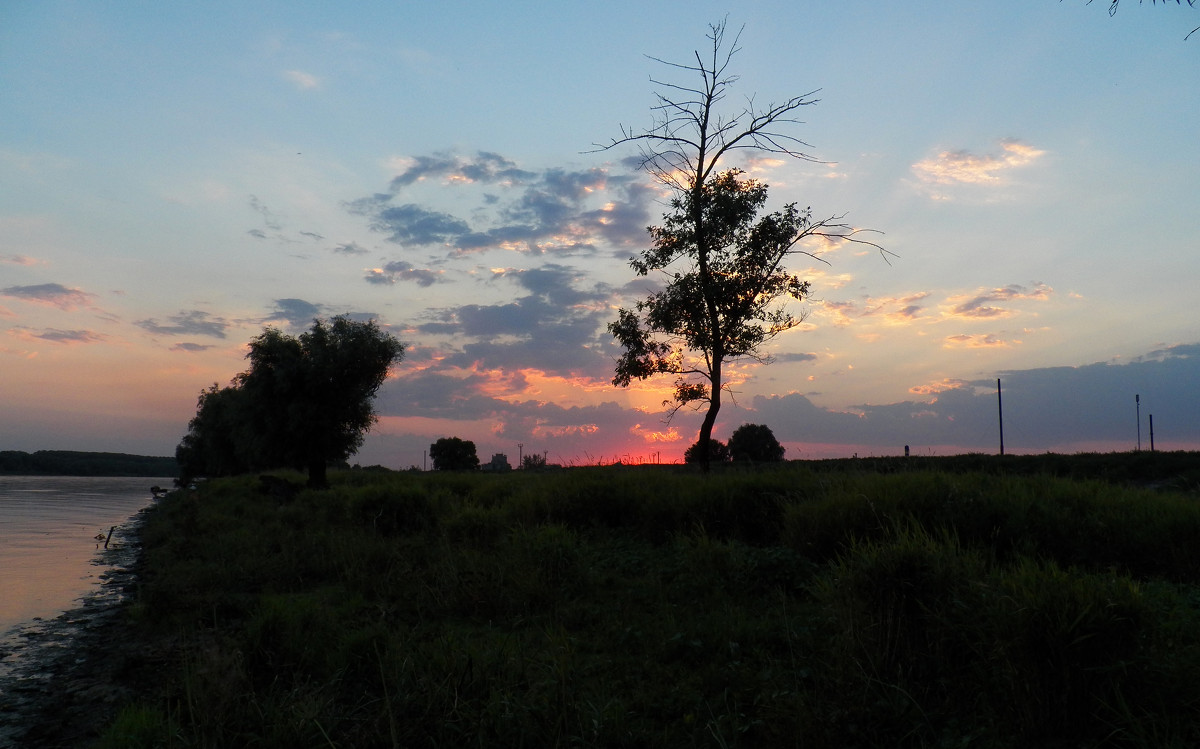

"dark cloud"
[578, 179, 655, 247]
[362, 203, 472, 245]
[171, 342, 214, 353]
[496, 264, 610, 307]
[332, 241, 369, 256]
[774, 352, 819, 363]
[365, 261, 443, 287]
[348, 151, 652, 256]
[410, 265, 615, 377]
[268, 298, 324, 328]
[248, 195, 282, 230]
[17, 328, 107, 344]
[246, 229, 268, 240]
[361, 340, 1200, 466]
[136, 310, 230, 338]
[388, 151, 535, 192]
[738, 342, 1200, 454]
[443, 317, 609, 374]
[299, 230, 324, 241]
[1, 283, 96, 310]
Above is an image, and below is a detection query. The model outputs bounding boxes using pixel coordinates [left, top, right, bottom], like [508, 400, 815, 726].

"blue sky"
[2, 1, 1198, 466]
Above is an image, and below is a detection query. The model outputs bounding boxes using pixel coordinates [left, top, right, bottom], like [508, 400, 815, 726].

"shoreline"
[0, 504, 154, 748]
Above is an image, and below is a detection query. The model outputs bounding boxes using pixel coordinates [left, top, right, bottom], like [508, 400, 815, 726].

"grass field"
[100, 454, 1200, 748]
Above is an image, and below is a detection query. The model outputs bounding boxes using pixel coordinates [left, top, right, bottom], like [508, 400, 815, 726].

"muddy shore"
[0, 508, 163, 749]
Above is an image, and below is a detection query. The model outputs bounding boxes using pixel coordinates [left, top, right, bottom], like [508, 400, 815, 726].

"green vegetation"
[176, 316, 404, 487]
[102, 457, 1200, 747]
[0, 450, 178, 477]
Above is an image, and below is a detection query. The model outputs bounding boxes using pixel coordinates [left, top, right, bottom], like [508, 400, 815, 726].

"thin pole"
[1136, 394, 1141, 452]
[997, 378, 1004, 456]
[1149, 414, 1155, 452]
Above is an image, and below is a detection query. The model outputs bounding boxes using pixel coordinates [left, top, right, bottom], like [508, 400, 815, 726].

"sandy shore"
[0, 508, 158, 749]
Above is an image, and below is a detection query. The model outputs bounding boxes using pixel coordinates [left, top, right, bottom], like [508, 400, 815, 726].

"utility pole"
[518, 443, 524, 468]
[1149, 414, 1155, 452]
[997, 378, 1005, 456]
[1136, 394, 1141, 452]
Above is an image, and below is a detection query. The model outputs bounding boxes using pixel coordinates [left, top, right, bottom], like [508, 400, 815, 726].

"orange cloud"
[943, 333, 1016, 348]
[816, 291, 932, 327]
[630, 423, 683, 443]
[913, 139, 1045, 186]
[909, 378, 969, 396]
[1, 255, 40, 266]
[944, 283, 1052, 319]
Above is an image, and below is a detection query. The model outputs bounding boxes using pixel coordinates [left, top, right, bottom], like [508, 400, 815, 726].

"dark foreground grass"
[99, 462, 1200, 748]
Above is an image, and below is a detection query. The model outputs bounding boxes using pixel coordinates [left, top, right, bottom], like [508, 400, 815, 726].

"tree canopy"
[176, 316, 404, 487]
[430, 437, 480, 471]
[601, 20, 884, 470]
[684, 438, 730, 465]
[727, 423, 785, 463]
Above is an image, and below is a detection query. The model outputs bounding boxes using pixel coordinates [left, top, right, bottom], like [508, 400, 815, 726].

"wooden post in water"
[997, 378, 1005, 456]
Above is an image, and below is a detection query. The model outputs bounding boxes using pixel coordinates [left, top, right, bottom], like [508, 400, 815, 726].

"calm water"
[0, 476, 161, 639]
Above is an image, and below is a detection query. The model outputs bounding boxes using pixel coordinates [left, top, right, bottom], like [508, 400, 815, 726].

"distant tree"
[430, 437, 480, 471]
[684, 438, 730, 465]
[176, 316, 404, 488]
[522, 452, 548, 470]
[599, 20, 884, 472]
[727, 423, 785, 463]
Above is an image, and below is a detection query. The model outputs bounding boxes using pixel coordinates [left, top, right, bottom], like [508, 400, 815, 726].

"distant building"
[481, 453, 512, 472]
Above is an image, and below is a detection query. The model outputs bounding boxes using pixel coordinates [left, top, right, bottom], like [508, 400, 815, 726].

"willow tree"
[177, 316, 405, 487]
[599, 20, 885, 470]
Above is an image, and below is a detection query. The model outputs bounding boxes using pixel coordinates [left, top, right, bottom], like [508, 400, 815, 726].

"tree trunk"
[307, 458, 328, 489]
[697, 358, 722, 473]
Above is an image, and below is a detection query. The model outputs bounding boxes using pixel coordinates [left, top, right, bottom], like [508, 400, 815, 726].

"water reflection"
[0, 477, 159, 635]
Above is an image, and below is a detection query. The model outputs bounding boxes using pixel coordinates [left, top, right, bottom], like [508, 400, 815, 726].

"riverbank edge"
[0, 501, 164, 749]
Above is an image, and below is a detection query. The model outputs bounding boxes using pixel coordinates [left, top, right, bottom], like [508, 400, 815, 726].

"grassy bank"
[101, 461, 1200, 747]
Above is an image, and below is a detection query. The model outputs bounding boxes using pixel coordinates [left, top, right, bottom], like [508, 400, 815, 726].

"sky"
[2, 1, 1199, 468]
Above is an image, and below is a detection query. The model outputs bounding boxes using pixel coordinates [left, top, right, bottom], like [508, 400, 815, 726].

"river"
[0, 475, 163, 745]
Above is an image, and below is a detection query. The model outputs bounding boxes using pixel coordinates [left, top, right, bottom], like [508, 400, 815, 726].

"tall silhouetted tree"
[600, 20, 884, 471]
[430, 437, 480, 471]
[176, 316, 404, 487]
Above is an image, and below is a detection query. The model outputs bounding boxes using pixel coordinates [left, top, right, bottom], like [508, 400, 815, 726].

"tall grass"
[101, 462, 1200, 747]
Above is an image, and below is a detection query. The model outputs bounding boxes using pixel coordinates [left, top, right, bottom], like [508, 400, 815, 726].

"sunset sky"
[3, 1, 1199, 468]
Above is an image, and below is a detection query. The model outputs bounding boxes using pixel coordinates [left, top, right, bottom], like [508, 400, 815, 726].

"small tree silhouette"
[685, 438, 730, 465]
[429, 437, 480, 471]
[728, 423, 785, 463]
